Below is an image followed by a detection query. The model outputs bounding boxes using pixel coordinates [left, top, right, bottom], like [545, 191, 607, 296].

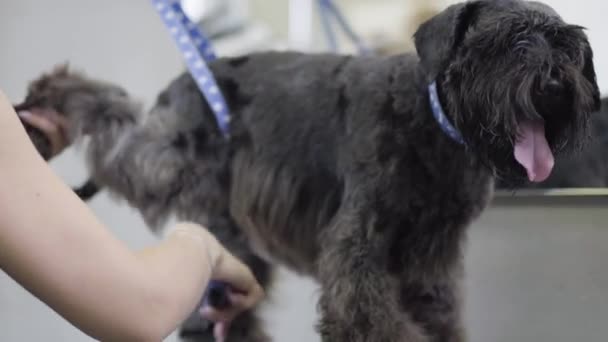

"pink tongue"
[514, 120, 555, 182]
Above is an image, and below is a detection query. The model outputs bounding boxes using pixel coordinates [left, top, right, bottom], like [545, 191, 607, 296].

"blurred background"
[1, 0, 608, 341]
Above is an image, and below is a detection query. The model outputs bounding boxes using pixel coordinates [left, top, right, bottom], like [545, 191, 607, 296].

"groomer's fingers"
[18, 109, 69, 156]
[212, 249, 265, 300]
[199, 289, 260, 325]
[225, 290, 262, 315]
[199, 306, 234, 324]
[214, 321, 229, 342]
[46, 110, 70, 131]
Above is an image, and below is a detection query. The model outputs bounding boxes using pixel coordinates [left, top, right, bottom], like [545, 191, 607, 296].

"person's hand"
[169, 224, 264, 341]
[18, 108, 70, 158]
[201, 237, 265, 341]
[203, 248, 265, 320]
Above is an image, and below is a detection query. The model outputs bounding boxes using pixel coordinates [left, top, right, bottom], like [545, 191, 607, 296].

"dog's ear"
[413, 1, 482, 81]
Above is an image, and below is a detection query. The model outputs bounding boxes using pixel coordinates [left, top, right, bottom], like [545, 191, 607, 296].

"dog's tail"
[15, 65, 141, 202]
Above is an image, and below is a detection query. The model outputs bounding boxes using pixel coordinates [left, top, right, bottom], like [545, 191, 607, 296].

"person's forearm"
[0, 190, 218, 341]
[0, 200, 218, 341]
[133, 224, 222, 339]
[76, 224, 221, 342]
[91, 224, 221, 341]
[0, 93, 218, 341]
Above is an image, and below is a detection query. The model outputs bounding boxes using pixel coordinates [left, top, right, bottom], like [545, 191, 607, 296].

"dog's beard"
[448, 64, 596, 185]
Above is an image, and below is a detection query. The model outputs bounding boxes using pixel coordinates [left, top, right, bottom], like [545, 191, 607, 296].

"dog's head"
[414, 0, 601, 185]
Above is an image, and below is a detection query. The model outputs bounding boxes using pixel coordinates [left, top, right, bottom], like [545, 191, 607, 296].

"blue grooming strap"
[152, 0, 232, 310]
[317, 0, 371, 54]
[152, 0, 231, 138]
[318, 0, 339, 52]
[428, 81, 466, 145]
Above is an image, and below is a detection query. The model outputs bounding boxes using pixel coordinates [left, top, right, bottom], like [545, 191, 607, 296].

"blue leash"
[152, 0, 231, 139]
[317, 0, 371, 54]
[152, 0, 232, 310]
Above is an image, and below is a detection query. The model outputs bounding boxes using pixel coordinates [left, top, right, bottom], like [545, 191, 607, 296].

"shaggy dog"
[15, 0, 600, 340]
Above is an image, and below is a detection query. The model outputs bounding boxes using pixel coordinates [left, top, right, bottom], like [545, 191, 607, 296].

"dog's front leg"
[315, 207, 430, 342]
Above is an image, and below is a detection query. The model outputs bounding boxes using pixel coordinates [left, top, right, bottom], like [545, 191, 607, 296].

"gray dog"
[16, 0, 600, 341]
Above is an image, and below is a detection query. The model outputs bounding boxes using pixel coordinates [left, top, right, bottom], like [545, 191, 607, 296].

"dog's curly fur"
[17, 0, 601, 341]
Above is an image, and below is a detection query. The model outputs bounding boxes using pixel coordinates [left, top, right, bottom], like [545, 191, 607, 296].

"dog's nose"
[545, 78, 563, 93]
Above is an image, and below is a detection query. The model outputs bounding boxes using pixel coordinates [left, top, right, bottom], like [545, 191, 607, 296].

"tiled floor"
[1, 1, 608, 341]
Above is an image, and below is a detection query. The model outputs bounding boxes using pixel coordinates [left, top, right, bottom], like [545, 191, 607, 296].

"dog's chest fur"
[178, 51, 495, 276]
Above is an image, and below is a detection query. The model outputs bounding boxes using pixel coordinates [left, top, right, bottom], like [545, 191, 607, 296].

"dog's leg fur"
[316, 209, 428, 341]
[38, 72, 273, 342]
[315, 182, 472, 342]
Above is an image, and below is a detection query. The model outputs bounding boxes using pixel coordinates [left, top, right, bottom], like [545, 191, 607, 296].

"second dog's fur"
[17, 0, 601, 341]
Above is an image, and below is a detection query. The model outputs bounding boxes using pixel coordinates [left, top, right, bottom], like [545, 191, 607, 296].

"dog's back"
[183, 51, 419, 273]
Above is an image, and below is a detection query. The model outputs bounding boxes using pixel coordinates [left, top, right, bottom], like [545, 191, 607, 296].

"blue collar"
[428, 81, 465, 145]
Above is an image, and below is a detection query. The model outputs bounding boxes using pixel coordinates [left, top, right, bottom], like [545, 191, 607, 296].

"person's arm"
[0, 90, 262, 341]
